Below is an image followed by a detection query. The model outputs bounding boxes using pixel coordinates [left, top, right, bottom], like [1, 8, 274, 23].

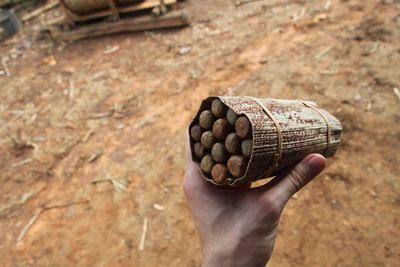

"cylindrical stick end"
[199, 110, 215, 130]
[194, 142, 207, 160]
[227, 108, 238, 126]
[211, 142, 230, 163]
[200, 154, 215, 174]
[235, 116, 252, 139]
[201, 131, 216, 150]
[211, 98, 228, 117]
[211, 164, 230, 184]
[241, 139, 253, 158]
[225, 133, 242, 154]
[213, 118, 233, 140]
[190, 124, 203, 142]
[227, 155, 249, 178]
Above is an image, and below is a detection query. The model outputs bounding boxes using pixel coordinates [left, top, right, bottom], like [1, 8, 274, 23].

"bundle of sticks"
[189, 96, 342, 186]
[190, 98, 253, 184]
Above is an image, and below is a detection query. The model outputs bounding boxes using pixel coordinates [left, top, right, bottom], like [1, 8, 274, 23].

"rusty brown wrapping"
[189, 96, 342, 186]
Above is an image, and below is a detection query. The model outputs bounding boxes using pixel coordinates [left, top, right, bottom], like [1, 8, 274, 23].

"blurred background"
[0, 0, 399, 266]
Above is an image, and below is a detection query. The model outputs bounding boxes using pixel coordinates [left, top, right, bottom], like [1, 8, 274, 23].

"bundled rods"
[190, 96, 342, 186]
[190, 99, 253, 184]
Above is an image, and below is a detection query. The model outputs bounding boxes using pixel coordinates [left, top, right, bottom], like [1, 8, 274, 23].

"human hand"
[183, 136, 326, 267]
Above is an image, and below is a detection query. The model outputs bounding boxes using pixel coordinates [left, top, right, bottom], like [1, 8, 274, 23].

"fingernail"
[305, 155, 326, 175]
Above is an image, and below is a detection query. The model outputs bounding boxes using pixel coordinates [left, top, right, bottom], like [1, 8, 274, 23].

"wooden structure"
[49, 11, 189, 41]
[59, 0, 176, 25]
[48, 0, 189, 41]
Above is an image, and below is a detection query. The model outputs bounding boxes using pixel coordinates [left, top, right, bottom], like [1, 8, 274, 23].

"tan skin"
[183, 137, 326, 267]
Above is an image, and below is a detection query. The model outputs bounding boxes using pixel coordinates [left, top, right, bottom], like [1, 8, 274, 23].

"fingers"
[258, 154, 326, 205]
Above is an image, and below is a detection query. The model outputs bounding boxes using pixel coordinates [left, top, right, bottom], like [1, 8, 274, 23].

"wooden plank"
[67, 0, 177, 22]
[59, 0, 76, 25]
[22, 1, 59, 22]
[106, 0, 120, 20]
[119, 0, 176, 10]
[44, 15, 65, 27]
[0, 0, 12, 8]
[49, 11, 190, 41]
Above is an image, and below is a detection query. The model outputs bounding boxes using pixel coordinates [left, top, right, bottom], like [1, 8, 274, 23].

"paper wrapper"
[189, 96, 342, 186]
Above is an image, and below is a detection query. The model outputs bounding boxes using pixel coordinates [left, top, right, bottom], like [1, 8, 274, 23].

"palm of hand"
[183, 137, 326, 267]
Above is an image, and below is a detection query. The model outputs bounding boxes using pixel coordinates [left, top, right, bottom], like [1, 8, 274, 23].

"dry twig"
[16, 209, 43, 242]
[393, 88, 400, 101]
[69, 80, 75, 99]
[235, 0, 265, 6]
[87, 152, 102, 163]
[42, 200, 89, 211]
[89, 112, 113, 119]
[1, 56, 10, 76]
[20, 188, 45, 204]
[16, 200, 89, 242]
[139, 217, 149, 251]
[153, 203, 165, 211]
[11, 158, 33, 168]
[91, 178, 127, 191]
[22, 2, 59, 22]
[315, 47, 333, 59]
[82, 129, 94, 142]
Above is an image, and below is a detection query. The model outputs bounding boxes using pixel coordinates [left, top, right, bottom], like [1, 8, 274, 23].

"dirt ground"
[0, 0, 399, 266]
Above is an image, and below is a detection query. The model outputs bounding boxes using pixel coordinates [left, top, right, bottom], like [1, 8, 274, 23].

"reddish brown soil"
[1, 0, 399, 266]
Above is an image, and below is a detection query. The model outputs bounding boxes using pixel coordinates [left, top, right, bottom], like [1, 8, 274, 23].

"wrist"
[202, 252, 234, 267]
[202, 249, 268, 267]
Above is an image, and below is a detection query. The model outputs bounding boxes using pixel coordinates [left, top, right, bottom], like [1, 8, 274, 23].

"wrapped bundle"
[189, 96, 342, 186]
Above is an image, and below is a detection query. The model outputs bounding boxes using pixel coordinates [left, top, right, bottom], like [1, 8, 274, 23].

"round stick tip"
[194, 142, 207, 160]
[235, 116, 252, 139]
[227, 155, 249, 178]
[211, 164, 230, 184]
[199, 110, 215, 130]
[225, 133, 242, 154]
[241, 139, 253, 158]
[201, 131, 216, 150]
[190, 124, 203, 142]
[200, 154, 215, 174]
[212, 118, 233, 140]
[227, 108, 238, 126]
[211, 142, 230, 163]
[211, 98, 228, 117]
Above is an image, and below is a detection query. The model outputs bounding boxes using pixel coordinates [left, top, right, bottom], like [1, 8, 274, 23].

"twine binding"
[210, 97, 333, 186]
[245, 97, 283, 181]
[299, 101, 331, 156]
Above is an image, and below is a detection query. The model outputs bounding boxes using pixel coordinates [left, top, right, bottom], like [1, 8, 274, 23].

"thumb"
[268, 154, 326, 204]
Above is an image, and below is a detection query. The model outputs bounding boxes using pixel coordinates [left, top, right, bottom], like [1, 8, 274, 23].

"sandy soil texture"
[0, 0, 399, 266]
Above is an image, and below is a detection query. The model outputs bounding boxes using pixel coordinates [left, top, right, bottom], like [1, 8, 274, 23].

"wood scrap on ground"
[60, 0, 178, 22]
[138, 217, 148, 251]
[1, 56, 10, 76]
[22, 1, 59, 22]
[91, 177, 127, 191]
[17, 200, 89, 242]
[48, 11, 190, 41]
[16, 209, 43, 242]
[11, 158, 33, 168]
[235, 0, 266, 6]
[19, 188, 45, 204]
[393, 88, 400, 101]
